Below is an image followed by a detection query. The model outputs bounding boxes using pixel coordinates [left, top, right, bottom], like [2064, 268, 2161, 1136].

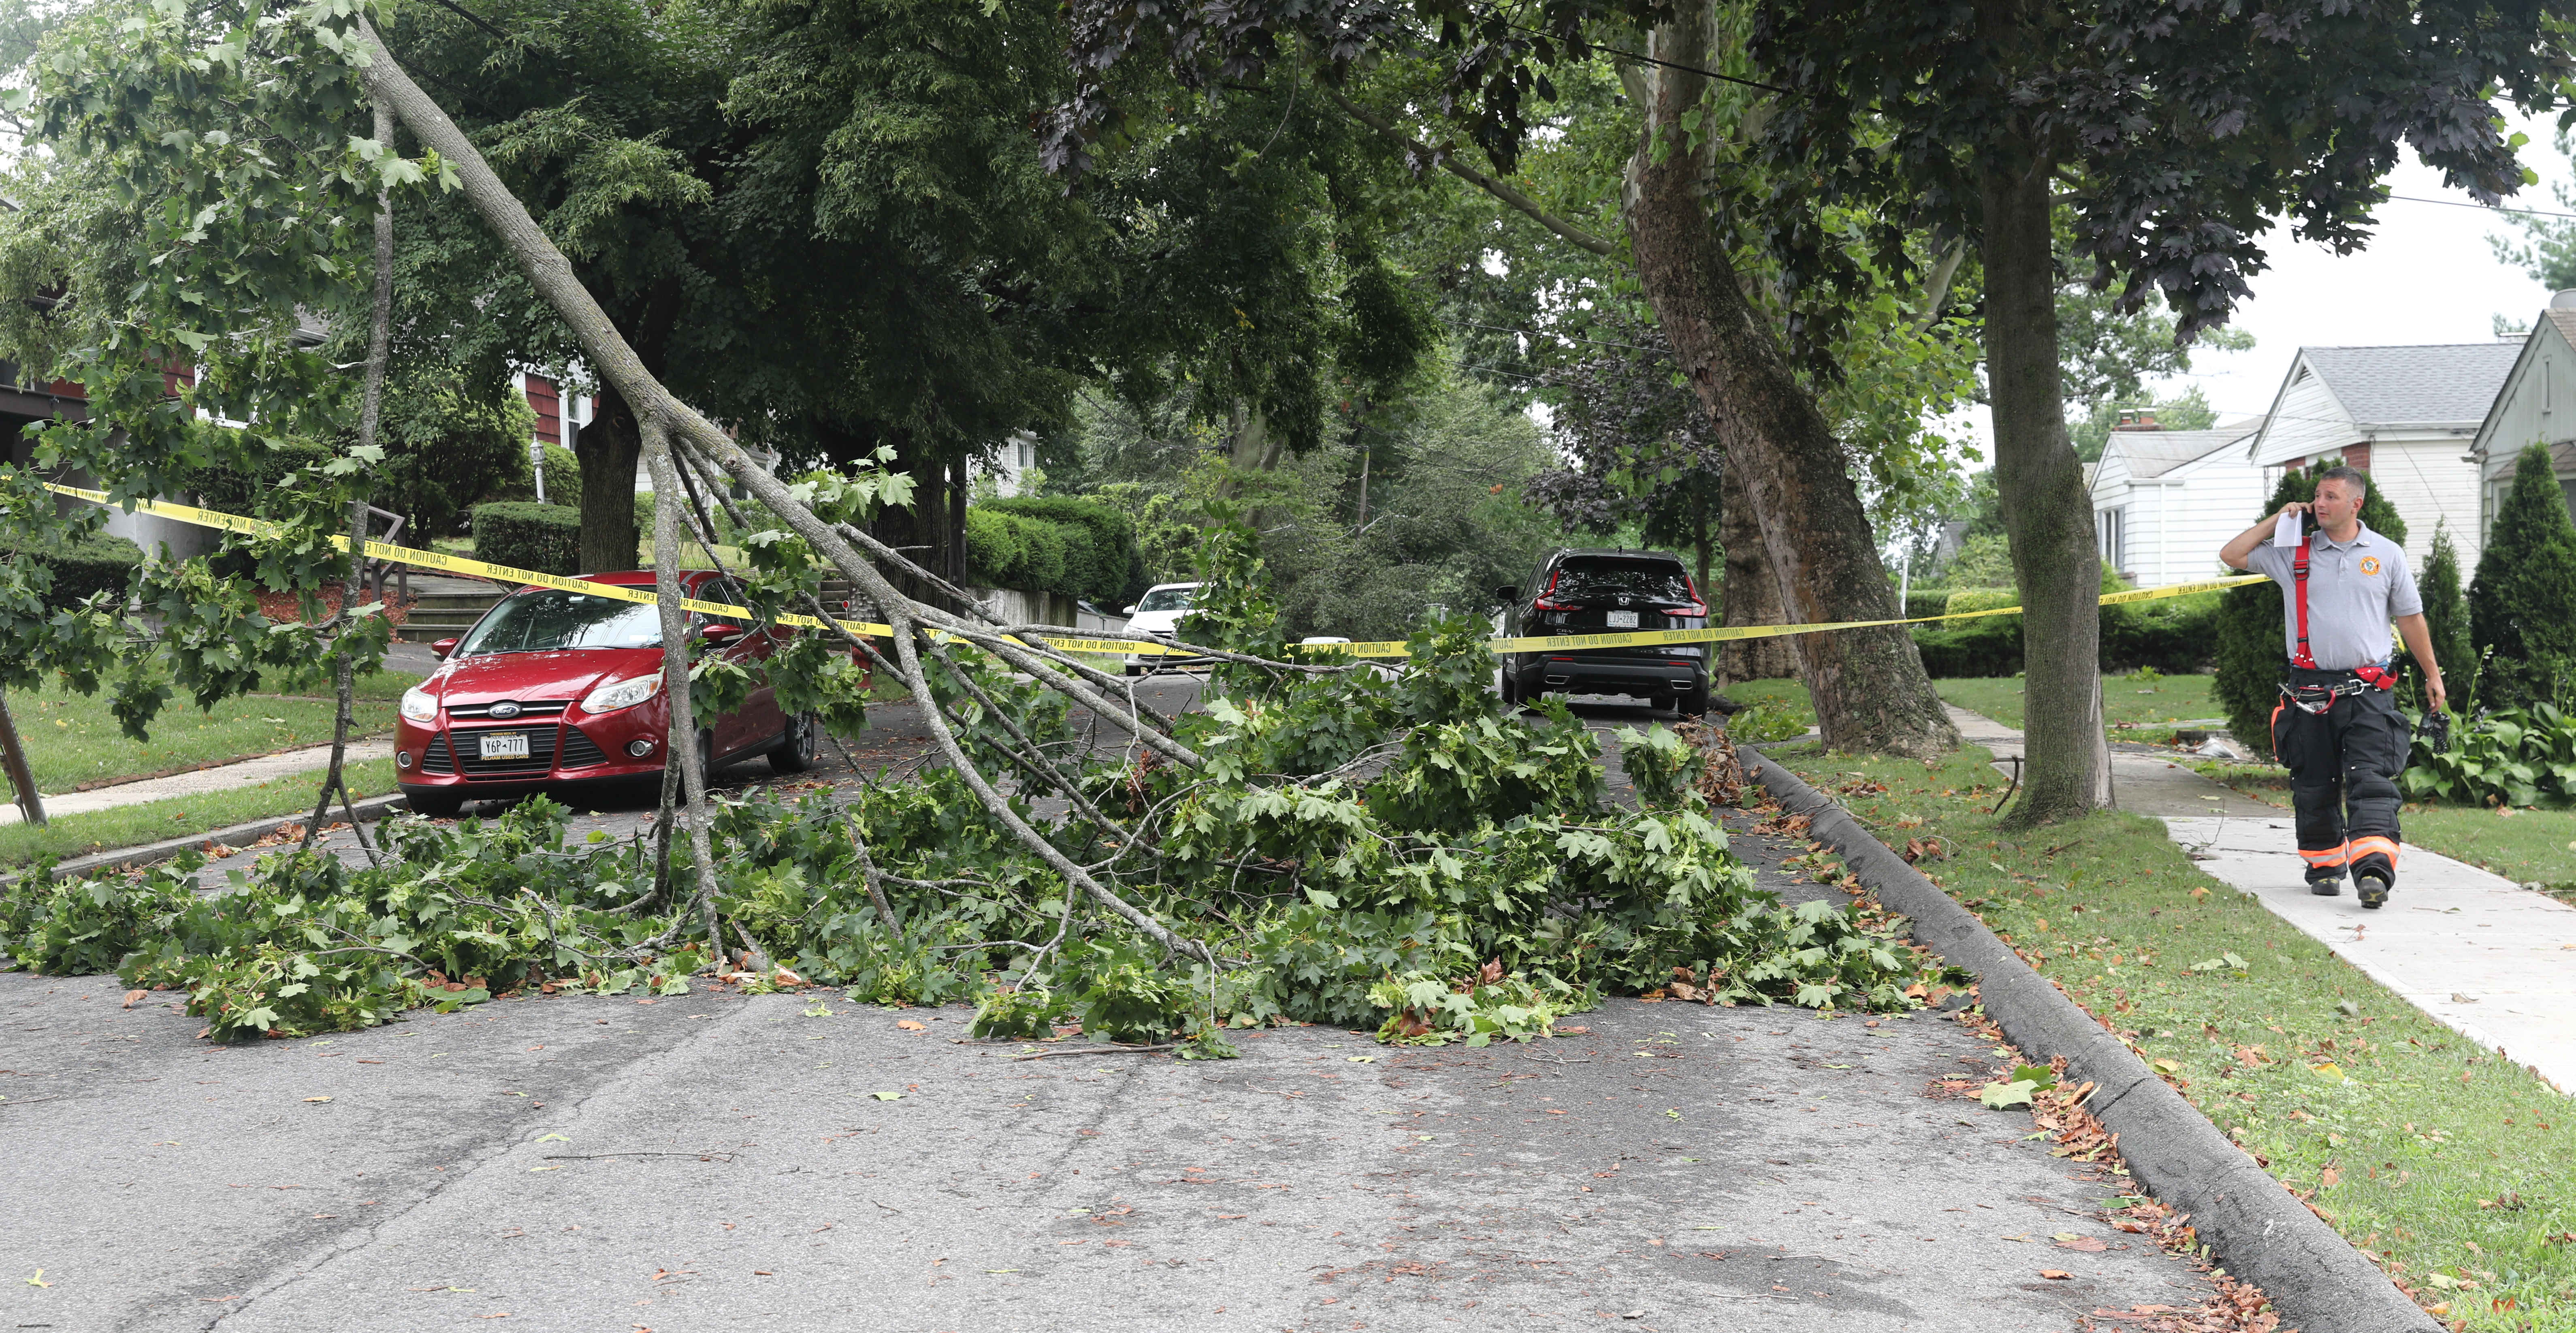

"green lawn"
[1766, 743, 2575, 1329]
[1936, 672, 2222, 735]
[5, 674, 403, 796]
[0, 758, 399, 867]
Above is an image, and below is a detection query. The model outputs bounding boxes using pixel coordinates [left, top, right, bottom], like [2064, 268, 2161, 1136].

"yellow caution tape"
[46, 483, 2267, 661]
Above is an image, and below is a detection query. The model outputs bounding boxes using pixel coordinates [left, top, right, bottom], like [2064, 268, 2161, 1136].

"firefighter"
[2219, 466, 2446, 908]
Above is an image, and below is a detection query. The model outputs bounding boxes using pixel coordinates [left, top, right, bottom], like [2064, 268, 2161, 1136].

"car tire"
[769, 711, 818, 773]
[1681, 685, 1711, 717]
[405, 789, 465, 819]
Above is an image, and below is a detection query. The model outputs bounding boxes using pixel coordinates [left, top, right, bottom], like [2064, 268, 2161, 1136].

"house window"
[2097, 507, 2125, 570]
[1017, 439, 1035, 470]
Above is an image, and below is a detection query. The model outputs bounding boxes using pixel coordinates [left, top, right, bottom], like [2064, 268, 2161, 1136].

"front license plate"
[479, 732, 531, 760]
[1605, 610, 1639, 629]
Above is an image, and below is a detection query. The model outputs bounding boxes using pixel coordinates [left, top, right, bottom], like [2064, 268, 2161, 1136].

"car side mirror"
[431, 637, 458, 660]
[702, 623, 743, 644]
[1122, 604, 1137, 615]
[1492, 585, 1518, 605]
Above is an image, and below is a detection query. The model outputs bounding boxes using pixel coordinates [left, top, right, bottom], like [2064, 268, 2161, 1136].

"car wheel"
[769, 711, 818, 773]
[405, 789, 465, 819]
[1681, 685, 1710, 717]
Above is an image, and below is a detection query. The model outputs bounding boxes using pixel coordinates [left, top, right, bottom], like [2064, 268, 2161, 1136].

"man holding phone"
[2219, 467, 2446, 908]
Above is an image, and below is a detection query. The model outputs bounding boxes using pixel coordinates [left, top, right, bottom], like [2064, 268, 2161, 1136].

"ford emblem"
[488, 700, 522, 719]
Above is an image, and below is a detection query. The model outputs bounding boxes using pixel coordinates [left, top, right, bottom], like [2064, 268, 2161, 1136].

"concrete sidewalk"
[0, 739, 394, 828]
[1949, 699, 2576, 1095]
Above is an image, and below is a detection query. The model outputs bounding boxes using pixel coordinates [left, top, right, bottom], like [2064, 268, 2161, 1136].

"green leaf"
[871, 1091, 902, 1101]
[1978, 1079, 2038, 1110]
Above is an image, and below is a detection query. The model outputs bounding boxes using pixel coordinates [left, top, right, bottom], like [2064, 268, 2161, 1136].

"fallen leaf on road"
[872, 1091, 902, 1101]
[2054, 1235, 2108, 1252]
[303, 1096, 333, 1103]
[896, 1020, 926, 1031]
[122, 989, 147, 1008]
[2040, 1270, 2072, 1280]
[25, 1270, 49, 1287]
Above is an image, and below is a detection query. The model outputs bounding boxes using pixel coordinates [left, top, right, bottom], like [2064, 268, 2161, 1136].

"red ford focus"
[395, 570, 825, 818]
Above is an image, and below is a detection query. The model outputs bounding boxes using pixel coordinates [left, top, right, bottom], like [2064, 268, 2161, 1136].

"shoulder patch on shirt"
[2359, 556, 2382, 576]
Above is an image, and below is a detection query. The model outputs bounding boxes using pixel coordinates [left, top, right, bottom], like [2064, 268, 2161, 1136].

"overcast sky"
[1950, 110, 2576, 457]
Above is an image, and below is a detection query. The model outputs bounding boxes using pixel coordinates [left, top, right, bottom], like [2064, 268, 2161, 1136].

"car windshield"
[1551, 560, 1695, 604]
[1136, 586, 1198, 612]
[456, 589, 664, 656]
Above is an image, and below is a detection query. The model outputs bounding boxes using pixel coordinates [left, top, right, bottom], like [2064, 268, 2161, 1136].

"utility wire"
[2386, 192, 2576, 221]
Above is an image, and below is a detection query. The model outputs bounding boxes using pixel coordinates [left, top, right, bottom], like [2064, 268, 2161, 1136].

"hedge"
[2468, 442, 2576, 709]
[0, 530, 145, 611]
[1909, 568, 2220, 678]
[965, 497, 1147, 606]
[471, 502, 582, 577]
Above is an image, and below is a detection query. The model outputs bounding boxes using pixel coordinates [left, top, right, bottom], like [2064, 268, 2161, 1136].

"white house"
[2090, 418, 2268, 587]
[2244, 342, 2517, 569]
[2467, 293, 2576, 547]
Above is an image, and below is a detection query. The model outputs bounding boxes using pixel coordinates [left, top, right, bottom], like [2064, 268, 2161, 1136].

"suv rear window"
[1549, 559, 1695, 605]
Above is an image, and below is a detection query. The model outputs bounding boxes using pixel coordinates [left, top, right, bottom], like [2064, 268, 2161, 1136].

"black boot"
[2356, 870, 2391, 909]
[2307, 873, 2344, 897]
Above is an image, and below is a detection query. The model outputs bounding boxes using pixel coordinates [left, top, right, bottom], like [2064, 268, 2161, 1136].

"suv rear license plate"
[478, 732, 531, 760]
[1605, 610, 1639, 629]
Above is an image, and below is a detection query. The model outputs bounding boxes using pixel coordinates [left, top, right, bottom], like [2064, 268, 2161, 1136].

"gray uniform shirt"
[2243, 522, 2421, 670]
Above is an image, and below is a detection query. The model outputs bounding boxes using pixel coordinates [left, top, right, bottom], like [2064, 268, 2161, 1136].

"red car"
[395, 570, 824, 818]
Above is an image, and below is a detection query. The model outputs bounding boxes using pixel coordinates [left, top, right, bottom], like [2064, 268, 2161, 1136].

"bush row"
[964, 496, 1148, 606]
[1908, 568, 2218, 677]
[0, 530, 145, 610]
[470, 502, 582, 577]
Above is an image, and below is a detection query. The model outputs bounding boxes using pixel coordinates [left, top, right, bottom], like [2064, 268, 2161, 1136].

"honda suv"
[1495, 549, 1710, 714]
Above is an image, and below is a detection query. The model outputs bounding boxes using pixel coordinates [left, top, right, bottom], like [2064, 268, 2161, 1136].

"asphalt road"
[1, 678, 2230, 1331]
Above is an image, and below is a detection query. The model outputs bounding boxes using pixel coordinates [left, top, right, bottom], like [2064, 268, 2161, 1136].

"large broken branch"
[352, 21, 1213, 964]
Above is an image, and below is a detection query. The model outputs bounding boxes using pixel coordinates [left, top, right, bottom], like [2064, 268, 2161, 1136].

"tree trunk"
[1717, 463, 1801, 684]
[1979, 152, 2109, 823]
[1622, 16, 1955, 756]
[949, 455, 970, 585]
[580, 382, 643, 573]
[0, 690, 42, 826]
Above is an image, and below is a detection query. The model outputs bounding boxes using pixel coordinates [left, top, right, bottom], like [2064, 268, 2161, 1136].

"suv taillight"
[1532, 569, 1572, 611]
[1676, 575, 1708, 618]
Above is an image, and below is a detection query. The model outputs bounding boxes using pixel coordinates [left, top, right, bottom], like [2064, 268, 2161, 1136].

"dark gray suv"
[1495, 548, 1711, 715]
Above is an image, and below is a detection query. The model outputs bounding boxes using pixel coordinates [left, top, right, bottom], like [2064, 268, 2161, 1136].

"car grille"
[427, 724, 563, 780]
[557, 726, 609, 769]
[447, 699, 572, 720]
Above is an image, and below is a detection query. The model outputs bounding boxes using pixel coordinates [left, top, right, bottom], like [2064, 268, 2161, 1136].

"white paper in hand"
[2272, 511, 2305, 548]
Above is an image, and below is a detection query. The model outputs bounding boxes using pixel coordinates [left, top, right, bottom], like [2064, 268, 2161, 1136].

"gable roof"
[2103, 418, 2265, 480]
[2295, 342, 2520, 427]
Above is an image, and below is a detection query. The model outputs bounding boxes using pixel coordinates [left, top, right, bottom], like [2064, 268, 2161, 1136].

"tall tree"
[1050, 9, 1966, 755]
[1750, 0, 2570, 822]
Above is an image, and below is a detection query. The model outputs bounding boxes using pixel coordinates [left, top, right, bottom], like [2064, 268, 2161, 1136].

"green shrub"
[187, 437, 335, 515]
[1901, 587, 1952, 621]
[1912, 568, 2211, 677]
[2469, 443, 2576, 709]
[2414, 521, 2473, 713]
[964, 497, 1149, 605]
[471, 502, 582, 577]
[2213, 464, 2408, 754]
[0, 529, 144, 610]
[2404, 699, 2576, 807]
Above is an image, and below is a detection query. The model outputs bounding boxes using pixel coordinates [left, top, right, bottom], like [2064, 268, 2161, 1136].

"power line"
[2386, 192, 2576, 221]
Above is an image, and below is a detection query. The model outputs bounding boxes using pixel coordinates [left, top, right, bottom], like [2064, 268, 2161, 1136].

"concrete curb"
[1738, 744, 2437, 1333]
[10, 792, 414, 884]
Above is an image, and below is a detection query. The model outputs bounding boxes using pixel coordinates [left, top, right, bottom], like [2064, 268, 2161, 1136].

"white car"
[1122, 582, 1207, 676]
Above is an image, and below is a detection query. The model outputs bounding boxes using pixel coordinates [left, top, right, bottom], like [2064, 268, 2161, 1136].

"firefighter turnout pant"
[2269, 673, 2407, 889]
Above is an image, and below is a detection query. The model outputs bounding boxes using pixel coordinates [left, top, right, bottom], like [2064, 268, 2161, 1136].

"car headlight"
[581, 672, 664, 715]
[400, 686, 439, 724]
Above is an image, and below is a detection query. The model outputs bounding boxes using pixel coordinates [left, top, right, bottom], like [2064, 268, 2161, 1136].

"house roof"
[2296, 342, 2521, 427]
[2105, 418, 2265, 479]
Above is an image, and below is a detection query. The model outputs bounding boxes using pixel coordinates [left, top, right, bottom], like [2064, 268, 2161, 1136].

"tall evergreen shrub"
[2412, 521, 2472, 711]
[2469, 443, 2576, 707]
[2213, 464, 2407, 755]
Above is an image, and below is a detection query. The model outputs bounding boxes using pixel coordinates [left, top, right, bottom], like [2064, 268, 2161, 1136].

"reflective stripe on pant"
[2271, 685, 2407, 887]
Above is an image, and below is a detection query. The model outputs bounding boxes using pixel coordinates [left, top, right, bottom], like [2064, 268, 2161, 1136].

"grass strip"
[0, 759, 399, 867]
[1765, 741, 2575, 1330]
[1935, 673, 2224, 738]
[4, 673, 403, 793]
